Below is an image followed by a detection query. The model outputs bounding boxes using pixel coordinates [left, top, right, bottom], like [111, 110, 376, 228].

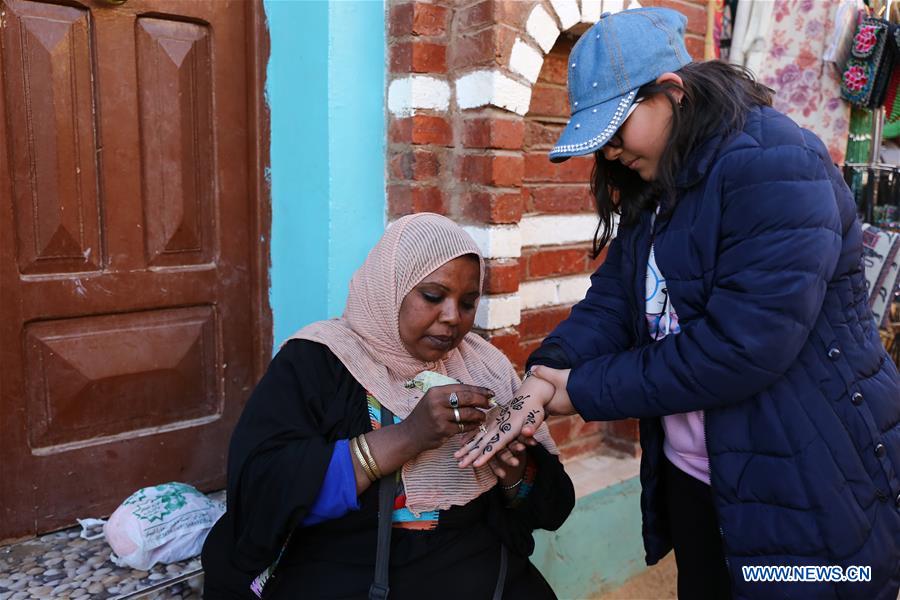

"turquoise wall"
[265, 0, 386, 350]
[533, 476, 647, 599]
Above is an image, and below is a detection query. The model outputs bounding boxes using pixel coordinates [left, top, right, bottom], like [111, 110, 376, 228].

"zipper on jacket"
[703, 413, 731, 575]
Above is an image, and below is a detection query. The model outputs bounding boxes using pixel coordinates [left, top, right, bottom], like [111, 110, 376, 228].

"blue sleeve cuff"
[300, 439, 360, 527]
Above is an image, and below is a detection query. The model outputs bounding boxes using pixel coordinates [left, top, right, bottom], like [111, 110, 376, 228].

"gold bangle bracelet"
[357, 433, 382, 480]
[350, 437, 376, 482]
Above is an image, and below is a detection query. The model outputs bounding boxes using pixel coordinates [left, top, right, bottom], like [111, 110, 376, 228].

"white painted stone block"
[581, 0, 603, 22]
[475, 293, 521, 329]
[520, 275, 592, 310]
[462, 225, 522, 259]
[550, 0, 581, 30]
[387, 76, 451, 117]
[519, 279, 560, 310]
[509, 38, 544, 84]
[520, 214, 599, 247]
[526, 5, 561, 54]
[455, 70, 533, 116]
[558, 275, 592, 304]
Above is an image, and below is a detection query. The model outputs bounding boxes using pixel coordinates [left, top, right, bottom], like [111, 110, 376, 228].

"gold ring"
[458, 422, 465, 433]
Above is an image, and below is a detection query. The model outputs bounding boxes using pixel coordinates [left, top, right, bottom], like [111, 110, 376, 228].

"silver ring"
[449, 392, 459, 409]
[479, 424, 487, 434]
[453, 407, 461, 423]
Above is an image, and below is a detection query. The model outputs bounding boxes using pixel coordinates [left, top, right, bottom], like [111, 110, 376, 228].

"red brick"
[390, 3, 449, 37]
[548, 415, 576, 444]
[389, 3, 414, 37]
[449, 27, 495, 70]
[560, 436, 605, 461]
[413, 3, 449, 36]
[519, 305, 572, 341]
[390, 42, 411, 73]
[513, 338, 543, 373]
[387, 184, 445, 217]
[685, 34, 705, 61]
[457, 0, 493, 31]
[588, 244, 610, 270]
[390, 41, 447, 73]
[460, 190, 524, 224]
[527, 247, 589, 278]
[528, 83, 570, 118]
[411, 115, 452, 146]
[463, 117, 525, 150]
[486, 332, 538, 373]
[524, 120, 565, 151]
[483, 259, 520, 294]
[388, 184, 413, 216]
[652, 0, 707, 35]
[390, 149, 441, 181]
[526, 185, 594, 213]
[487, 332, 520, 358]
[389, 117, 412, 143]
[539, 50, 569, 86]
[604, 436, 640, 457]
[524, 152, 593, 183]
[607, 418, 640, 442]
[571, 417, 604, 439]
[460, 154, 524, 187]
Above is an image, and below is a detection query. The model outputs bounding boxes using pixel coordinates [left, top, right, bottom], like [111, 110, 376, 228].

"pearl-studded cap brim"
[548, 89, 638, 163]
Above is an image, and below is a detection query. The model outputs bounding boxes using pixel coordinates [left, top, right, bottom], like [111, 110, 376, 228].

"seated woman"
[202, 213, 575, 599]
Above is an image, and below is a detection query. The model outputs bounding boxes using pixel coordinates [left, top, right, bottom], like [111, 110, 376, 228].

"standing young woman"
[458, 8, 900, 599]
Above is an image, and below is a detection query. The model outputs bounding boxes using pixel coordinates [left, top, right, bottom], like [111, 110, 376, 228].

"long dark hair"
[590, 60, 774, 257]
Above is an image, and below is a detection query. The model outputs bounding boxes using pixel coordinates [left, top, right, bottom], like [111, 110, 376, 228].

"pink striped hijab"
[290, 213, 557, 515]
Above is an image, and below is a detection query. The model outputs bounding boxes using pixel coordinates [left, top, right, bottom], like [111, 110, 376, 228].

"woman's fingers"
[433, 384, 494, 409]
[452, 407, 487, 424]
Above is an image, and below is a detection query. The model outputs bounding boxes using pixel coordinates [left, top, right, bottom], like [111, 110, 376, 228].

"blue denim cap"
[549, 8, 692, 163]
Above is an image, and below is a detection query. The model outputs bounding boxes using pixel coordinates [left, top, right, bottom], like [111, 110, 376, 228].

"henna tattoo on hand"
[510, 394, 529, 411]
[483, 433, 501, 454]
[497, 409, 512, 434]
[524, 408, 542, 427]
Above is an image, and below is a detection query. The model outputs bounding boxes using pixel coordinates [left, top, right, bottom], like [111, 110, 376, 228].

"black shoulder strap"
[369, 405, 397, 600]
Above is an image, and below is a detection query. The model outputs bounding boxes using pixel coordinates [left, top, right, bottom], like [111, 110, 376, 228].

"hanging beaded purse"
[841, 17, 895, 109]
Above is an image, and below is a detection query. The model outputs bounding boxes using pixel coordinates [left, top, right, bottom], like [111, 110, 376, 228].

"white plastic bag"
[102, 482, 224, 571]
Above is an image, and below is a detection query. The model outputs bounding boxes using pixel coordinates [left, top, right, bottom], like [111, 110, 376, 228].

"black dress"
[202, 340, 576, 600]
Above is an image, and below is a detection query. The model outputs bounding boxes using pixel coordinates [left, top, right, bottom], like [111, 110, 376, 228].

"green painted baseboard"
[532, 476, 646, 600]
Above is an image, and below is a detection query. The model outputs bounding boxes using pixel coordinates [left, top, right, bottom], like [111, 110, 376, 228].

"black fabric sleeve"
[225, 340, 363, 573]
[486, 445, 575, 556]
[525, 342, 573, 371]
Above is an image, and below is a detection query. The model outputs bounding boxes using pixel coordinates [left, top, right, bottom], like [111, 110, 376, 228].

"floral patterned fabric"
[756, 0, 851, 164]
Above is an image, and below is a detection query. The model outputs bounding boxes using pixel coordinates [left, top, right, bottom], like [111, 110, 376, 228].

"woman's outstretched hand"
[454, 365, 575, 468]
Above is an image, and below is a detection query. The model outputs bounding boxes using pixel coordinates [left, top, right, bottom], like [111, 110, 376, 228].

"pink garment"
[646, 244, 710, 484]
[756, 0, 851, 164]
[661, 413, 710, 485]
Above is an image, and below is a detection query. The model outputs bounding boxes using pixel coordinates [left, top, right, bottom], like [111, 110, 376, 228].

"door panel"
[1, 1, 102, 276]
[136, 17, 214, 267]
[0, 0, 269, 540]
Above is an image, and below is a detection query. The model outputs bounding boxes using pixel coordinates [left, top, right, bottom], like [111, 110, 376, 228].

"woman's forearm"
[350, 421, 422, 495]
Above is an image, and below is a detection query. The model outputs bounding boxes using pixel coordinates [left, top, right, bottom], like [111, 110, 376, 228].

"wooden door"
[0, 0, 270, 541]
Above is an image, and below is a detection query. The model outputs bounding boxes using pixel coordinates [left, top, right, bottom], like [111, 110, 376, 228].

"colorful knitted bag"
[842, 17, 895, 109]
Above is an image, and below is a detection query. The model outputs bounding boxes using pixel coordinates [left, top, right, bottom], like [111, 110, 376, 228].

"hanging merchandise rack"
[843, 0, 900, 225]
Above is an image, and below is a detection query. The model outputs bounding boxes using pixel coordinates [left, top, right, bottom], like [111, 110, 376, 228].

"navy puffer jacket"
[531, 106, 900, 599]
